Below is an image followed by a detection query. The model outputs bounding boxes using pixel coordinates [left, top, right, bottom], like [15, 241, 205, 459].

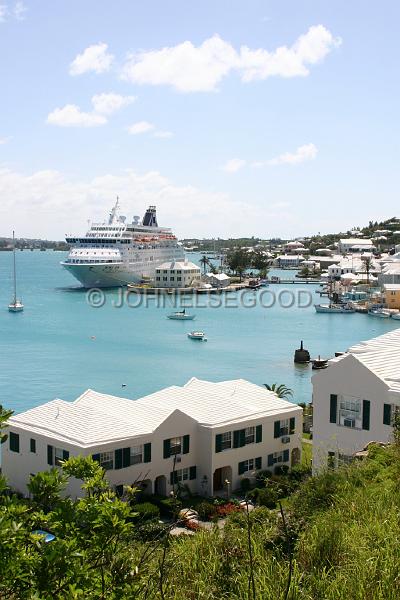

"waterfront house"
[205, 273, 231, 288]
[312, 329, 400, 472]
[155, 260, 201, 288]
[383, 284, 400, 309]
[337, 238, 374, 253]
[3, 378, 302, 498]
[274, 254, 304, 268]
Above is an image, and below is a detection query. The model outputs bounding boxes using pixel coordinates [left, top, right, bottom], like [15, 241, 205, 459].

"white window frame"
[273, 451, 285, 464]
[170, 436, 182, 455]
[221, 431, 232, 451]
[244, 426, 255, 445]
[280, 419, 289, 436]
[99, 451, 113, 470]
[176, 467, 189, 482]
[55, 447, 64, 467]
[130, 445, 143, 465]
[338, 396, 362, 429]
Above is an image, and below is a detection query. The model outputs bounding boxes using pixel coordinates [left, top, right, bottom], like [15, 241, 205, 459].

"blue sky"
[0, 0, 399, 239]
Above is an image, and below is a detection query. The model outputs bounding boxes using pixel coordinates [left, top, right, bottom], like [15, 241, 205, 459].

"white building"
[274, 254, 304, 268]
[337, 238, 374, 253]
[312, 329, 400, 472]
[3, 378, 302, 498]
[205, 273, 231, 288]
[155, 260, 201, 288]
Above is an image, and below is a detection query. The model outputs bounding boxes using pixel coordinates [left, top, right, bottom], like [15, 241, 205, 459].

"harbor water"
[0, 250, 399, 413]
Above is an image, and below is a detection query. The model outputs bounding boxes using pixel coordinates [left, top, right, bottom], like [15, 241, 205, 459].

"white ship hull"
[61, 261, 177, 288]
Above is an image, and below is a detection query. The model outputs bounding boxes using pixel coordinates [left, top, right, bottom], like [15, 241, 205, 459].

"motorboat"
[187, 331, 207, 341]
[8, 231, 24, 313]
[314, 303, 355, 314]
[391, 312, 400, 320]
[167, 309, 195, 320]
[368, 308, 391, 318]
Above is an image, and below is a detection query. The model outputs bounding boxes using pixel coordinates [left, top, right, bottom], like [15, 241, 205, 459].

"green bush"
[135, 521, 167, 542]
[159, 497, 182, 517]
[196, 501, 217, 520]
[133, 502, 160, 521]
[240, 477, 252, 493]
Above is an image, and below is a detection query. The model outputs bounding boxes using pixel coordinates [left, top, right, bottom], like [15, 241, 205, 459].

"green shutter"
[122, 447, 130, 468]
[330, 395, 338, 423]
[189, 466, 196, 480]
[233, 430, 240, 448]
[362, 400, 370, 431]
[143, 443, 151, 463]
[238, 461, 246, 475]
[283, 449, 289, 462]
[47, 444, 53, 465]
[274, 420, 281, 438]
[267, 454, 274, 467]
[256, 424, 262, 443]
[163, 439, 171, 459]
[383, 404, 392, 426]
[63, 450, 69, 461]
[239, 429, 246, 447]
[115, 448, 123, 470]
[9, 432, 19, 453]
[30, 438, 36, 453]
[290, 417, 295, 434]
[170, 471, 178, 485]
[215, 434, 223, 453]
[255, 457, 262, 470]
[92, 453, 100, 463]
[183, 435, 190, 454]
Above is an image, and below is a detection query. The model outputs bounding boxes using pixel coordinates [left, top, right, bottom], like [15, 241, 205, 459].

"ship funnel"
[142, 205, 158, 227]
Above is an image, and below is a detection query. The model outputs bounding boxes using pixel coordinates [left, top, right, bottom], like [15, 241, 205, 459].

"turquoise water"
[0, 250, 399, 413]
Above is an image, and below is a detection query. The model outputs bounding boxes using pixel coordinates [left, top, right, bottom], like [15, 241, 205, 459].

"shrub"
[133, 502, 160, 521]
[196, 501, 217, 520]
[255, 470, 272, 485]
[215, 503, 240, 517]
[185, 520, 201, 531]
[256, 487, 278, 509]
[274, 465, 289, 476]
[135, 521, 166, 541]
[240, 478, 252, 493]
[158, 497, 182, 517]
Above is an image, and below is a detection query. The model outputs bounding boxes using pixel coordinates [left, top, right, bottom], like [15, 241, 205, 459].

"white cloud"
[128, 121, 155, 135]
[14, 1, 26, 20]
[0, 136, 11, 144]
[266, 143, 318, 166]
[47, 105, 107, 127]
[221, 158, 246, 173]
[69, 43, 114, 75]
[121, 26, 340, 92]
[0, 4, 8, 21]
[91, 92, 136, 115]
[0, 166, 294, 239]
[153, 130, 173, 139]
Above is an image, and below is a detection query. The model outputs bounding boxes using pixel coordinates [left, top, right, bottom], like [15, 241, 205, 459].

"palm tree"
[199, 255, 209, 275]
[264, 383, 293, 400]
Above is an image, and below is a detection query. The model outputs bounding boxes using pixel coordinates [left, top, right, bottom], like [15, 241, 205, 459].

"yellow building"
[384, 284, 400, 309]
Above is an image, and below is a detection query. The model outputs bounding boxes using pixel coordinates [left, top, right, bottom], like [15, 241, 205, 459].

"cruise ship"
[61, 200, 184, 287]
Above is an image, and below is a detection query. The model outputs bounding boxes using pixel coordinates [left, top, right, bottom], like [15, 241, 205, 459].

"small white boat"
[187, 331, 207, 341]
[392, 313, 400, 320]
[8, 231, 24, 313]
[167, 309, 195, 321]
[314, 303, 355, 314]
[368, 308, 391, 318]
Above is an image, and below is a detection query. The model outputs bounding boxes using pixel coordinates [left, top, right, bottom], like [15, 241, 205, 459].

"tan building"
[384, 284, 400, 309]
[155, 260, 201, 288]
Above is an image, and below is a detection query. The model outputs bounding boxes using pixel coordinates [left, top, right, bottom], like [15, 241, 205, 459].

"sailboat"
[8, 231, 24, 312]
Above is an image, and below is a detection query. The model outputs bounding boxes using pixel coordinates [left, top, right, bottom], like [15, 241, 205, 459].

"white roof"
[383, 284, 400, 291]
[206, 273, 230, 281]
[9, 378, 300, 448]
[339, 238, 373, 245]
[157, 260, 200, 270]
[330, 329, 400, 392]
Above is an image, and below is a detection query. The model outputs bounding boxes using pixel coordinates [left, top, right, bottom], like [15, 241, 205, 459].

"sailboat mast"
[12, 230, 17, 303]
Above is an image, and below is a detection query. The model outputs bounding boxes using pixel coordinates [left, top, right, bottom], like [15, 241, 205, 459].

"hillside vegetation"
[0, 441, 399, 598]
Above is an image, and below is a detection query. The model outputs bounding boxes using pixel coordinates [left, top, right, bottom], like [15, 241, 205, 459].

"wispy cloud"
[0, 136, 12, 144]
[253, 143, 318, 167]
[0, 1, 27, 22]
[47, 93, 134, 127]
[153, 130, 173, 139]
[14, 1, 26, 20]
[221, 158, 247, 173]
[128, 121, 155, 135]
[121, 25, 341, 92]
[69, 43, 114, 75]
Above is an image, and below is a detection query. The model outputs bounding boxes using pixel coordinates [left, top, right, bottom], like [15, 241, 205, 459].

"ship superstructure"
[61, 200, 184, 287]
